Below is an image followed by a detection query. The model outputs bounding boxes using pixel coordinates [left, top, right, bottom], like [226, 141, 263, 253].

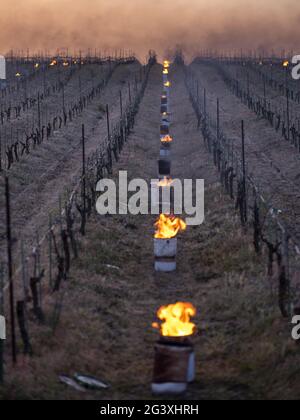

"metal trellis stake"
[5, 177, 17, 365]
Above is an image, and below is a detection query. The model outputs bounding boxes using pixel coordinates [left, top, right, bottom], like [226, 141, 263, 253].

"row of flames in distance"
[151, 60, 197, 396]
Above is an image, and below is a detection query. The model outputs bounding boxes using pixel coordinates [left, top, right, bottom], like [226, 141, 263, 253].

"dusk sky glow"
[0, 0, 299, 59]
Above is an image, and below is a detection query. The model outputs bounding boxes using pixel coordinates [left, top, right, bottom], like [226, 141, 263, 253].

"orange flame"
[152, 302, 197, 337]
[154, 214, 186, 239]
[283, 60, 289, 68]
[157, 177, 173, 187]
[163, 69, 169, 75]
[161, 135, 173, 143]
[164, 81, 171, 88]
[49, 59, 57, 67]
[163, 60, 170, 68]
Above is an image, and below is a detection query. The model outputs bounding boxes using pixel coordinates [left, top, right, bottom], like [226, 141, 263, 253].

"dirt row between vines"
[2, 64, 300, 400]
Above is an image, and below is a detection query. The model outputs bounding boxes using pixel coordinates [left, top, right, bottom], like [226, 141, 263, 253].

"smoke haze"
[0, 0, 299, 59]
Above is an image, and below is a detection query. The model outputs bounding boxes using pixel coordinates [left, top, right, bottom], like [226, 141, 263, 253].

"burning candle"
[157, 177, 173, 187]
[151, 302, 197, 395]
[153, 214, 186, 272]
[160, 135, 172, 158]
[161, 135, 173, 144]
[161, 112, 169, 124]
[161, 104, 169, 116]
[152, 302, 196, 337]
[154, 214, 186, 239]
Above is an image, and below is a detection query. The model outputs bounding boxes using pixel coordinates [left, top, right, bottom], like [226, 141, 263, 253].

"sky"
[0, 0, 299, 60]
